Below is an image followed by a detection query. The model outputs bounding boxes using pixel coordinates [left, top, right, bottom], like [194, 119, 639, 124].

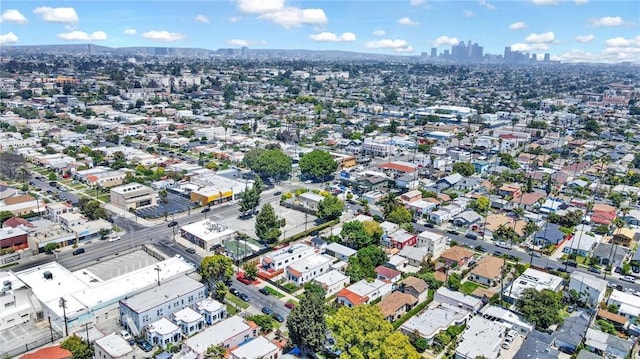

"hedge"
[281, 218, 340, 245]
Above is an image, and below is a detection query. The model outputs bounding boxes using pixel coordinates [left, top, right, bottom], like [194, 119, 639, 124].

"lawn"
[225, 294, 250, 309]
[263, 286, 285, 298]
[281, 283, 298, 294]
[460, 281, 481, 295]
[226, 303, 238, 316]
[97, 194, 110, 203]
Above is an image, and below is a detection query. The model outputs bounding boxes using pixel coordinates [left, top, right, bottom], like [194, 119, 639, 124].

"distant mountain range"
[1, 43, 408, 61]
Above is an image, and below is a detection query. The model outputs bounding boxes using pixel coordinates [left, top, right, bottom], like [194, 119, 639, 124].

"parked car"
[465, 232, 478, 240]
[588, 267, 602, 274]
[285, 302, 296, 309]
[496, 241, 512, 250]
[274, 191, 282, 196]
[201, 208, 210, 213]
[237, 274, 253, 285]
[167, 221, 178, 227]
[258, 287, 270, 295]
[272, 313, 285, 322]
[120, 330, 132, 341]
[493, 250, 503, 257]
[615, 267, 623, 274]
[261, 306, 273, 315]
[475, 245, 486, 253]
[621, 275, 636, 283]
[185, 247, 196, 254]
[238, 293, 250, 302]
[229, 287, 239, 296]
[137, 340, 153, 352]
[72, 248, 85, 255]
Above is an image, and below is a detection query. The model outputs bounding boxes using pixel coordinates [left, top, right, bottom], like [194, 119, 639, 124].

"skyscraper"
[504, 46, 512, 63]
[544, 53, 550, 62]
[431, 48, 437, 58]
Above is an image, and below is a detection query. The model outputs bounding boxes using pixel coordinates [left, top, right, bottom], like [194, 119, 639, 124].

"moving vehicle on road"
[72, 248, 85, 255]
[167, 221, 178, 227]
[272, 313, 285, 322]
[588, 267, 602, 274]
[201, 208, 210, 213]
[621, 275, 636, 283]
[258, 287, 270, 295]
[185, 247, 196, 254]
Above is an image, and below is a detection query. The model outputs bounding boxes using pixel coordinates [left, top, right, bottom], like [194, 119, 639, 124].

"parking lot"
[82, 251, 159, 281]
[136, 193, 195, 219]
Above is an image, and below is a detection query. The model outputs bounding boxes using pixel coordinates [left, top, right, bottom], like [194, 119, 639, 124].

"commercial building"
[119, 275, 206, 336]
[400, 302, 470, 344]
[0, 227, 28, 250]
[179, 219, 236, 252]
[110, 182, 156, 210]
[503, 268, 564, 304]
[94, 332, 134, 359]
[455, 316, 506, 359]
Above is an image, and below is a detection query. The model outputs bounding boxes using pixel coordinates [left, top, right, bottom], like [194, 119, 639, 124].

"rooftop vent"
[43, 271, 53, 280]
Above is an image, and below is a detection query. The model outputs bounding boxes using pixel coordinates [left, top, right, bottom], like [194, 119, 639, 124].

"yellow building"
[190, 187, 234, 206]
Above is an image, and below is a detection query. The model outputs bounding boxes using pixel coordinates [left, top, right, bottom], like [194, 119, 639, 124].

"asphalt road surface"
[228, 276, 291, 320]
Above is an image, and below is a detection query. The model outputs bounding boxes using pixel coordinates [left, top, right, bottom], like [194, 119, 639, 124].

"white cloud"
[553, 47, 640, 64]
[479, 0, 497, 10]
[531, 0, 558, 5]
[123, 28, 137, 35]
[463, 10, 475, 18]
[575, 34, 595, 43]
[0, 32, 18, 45]
[33, 7, 79, 23]
[309, 32, 356, 42]
[259, 7, 327, 28]
[410, 0, 425, 5]
[398, 17, 419, 26]
[511, 43, 549, 52]
[372, 30, 386, 36]
[237, 0, 285, 14]
[57, 30, 107, 41]
[590, 16, 625, 27]
[365, 39, 413, 52]
[575, 0, 588, 4]
[194, 14, 209, 23]
[509, 22, 527, 30]
[229, 16, 242, 23]
[228, 39, 249, 46]
[432, 35, 459, 47]
[141, 30, 186, 42]
[605, 36, 640, 48]
[525, 32, 555, 43]
[1, 10, 28, 24]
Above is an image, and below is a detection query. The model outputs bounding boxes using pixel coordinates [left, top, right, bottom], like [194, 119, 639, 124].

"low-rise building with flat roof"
[181, 315, 258, 356]
[0, 271, 37, 331]
[173, 306, 206, 337]
[146, 317, 182, 349]
[480, 305, 534, 336]
[229, 336, 281, 359]
[179, 219, 236, 252]
[399, 302, 470, 343]
[94, 332, 134, 359]
[286, 254, 334, 286]
[110, 182, 156, 210]
[503, 268, 564, 304]
[195, 297, 226, 326]
[456, 316, 506, 359]
[313, 270, 350, 298]
[569, 272, 607, 308]
[434, 287, 483, 313]
[260, 243, 316, 273]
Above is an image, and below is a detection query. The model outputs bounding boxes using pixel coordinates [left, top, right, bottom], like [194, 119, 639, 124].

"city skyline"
[0, 0, 638, 64]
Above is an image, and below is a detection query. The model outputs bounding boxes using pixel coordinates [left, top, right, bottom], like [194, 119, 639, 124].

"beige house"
[110, 182, 156, 210]
[468, 256, 505, 287]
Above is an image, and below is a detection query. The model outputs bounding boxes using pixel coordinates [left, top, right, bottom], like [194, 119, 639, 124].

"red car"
[236, 273, 253, 285]
[284, 302, 296, 309]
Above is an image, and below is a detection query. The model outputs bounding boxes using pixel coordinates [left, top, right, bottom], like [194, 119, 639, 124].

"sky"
[0, 0, 638, 63]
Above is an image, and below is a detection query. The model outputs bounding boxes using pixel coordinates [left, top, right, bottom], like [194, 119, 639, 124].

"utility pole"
[59, 297, 68, 337]
[154, 265, 162, 286]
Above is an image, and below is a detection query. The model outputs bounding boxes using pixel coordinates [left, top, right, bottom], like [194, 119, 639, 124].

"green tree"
[469, 196, 490, 215]
[238, 178, 263, 215]
[246, 314, 274, 333]
[345, 245, 388, 282]
[255, 203, 282, 244]
[0, 210, 13, 224]
[243, 261, 258, 280]
[386, 206, 413, 224]
[340, 220, 375, 250]
[362, 220, 383, 243]
[452, 162, 475, 176]
[287, 287, 327, 354]
[447, 272, 462, 290]
[60, 335, 93, 359]
[499, 153, 520, 169]
[516, 288, 564, 330]
[48, 172, 57, 181]
[317, 194, 344, 221]
[328, 305, 420, 359]
[200, 255, 234, 293]
[244, 148, 292, 182]
[299, 149, 338, 182]
[204, 344, 227, 359]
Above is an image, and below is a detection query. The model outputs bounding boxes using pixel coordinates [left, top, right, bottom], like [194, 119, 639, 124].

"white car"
[120, 330, 132, 341]
[108, 235, 120, 242]
[496, 241, 513, 250]
[621, 275, 636, 283]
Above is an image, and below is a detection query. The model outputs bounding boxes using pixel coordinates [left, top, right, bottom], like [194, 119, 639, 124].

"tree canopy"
[452, 162, 475, 176]
[317, 194, 344, 221]
[469, 196, 490, 215]
[516, 288, 564, 330]
[200, 255, 234, 292]
[386, 206, 413, 225]
[328, 305, 420, 359]
[255, 203, 282, 244]
[299, 149, 338, 181]
[286, 286, 327, 354]
[239, 177, 263, 214]
[345, 245, 388, 282]
[60, 335, 93, 359]
[243, 147, 292, 182]
[340, 220, 376, 250]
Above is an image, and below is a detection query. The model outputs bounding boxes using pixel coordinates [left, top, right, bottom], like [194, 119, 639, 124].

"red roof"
[336, 288, 368, 306]
[3, 217, 33, 228]
[499, 134, 518, 139]
[21, 346, 71, 359]
[375, 265, 401, 280]
[592, 210, 616, 225]
[378, 163, 416, 173]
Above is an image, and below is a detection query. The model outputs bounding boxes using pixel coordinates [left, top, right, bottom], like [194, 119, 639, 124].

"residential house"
[325, 242, 357, 262]
[146, 317, 182, 349]
[195, 298, 226, 326]
[511, 192, 545, 211]
[440, 246, 474, 267]
[607, 290, 640, 321]
[436, 173, 463, 190]
[480, 305, 533, 336]
[313, 270, 350, 298]
[498, 183, 522, 199]
[591, 210, 616, 227]
[298, 192, 325, 211]
[563, 231, 599, 257]
[621, 209, 640, 226]
[468, 255, 504, 287]
[533, 223, 565, 246]
[453, 177, 483, 191]
[434, 287, 483, 313]
[400, 276, 429, 303]
[378, 162, 416, 178]
[613, 228, 637, 247]
[354, 175, 388, 192]
[377, 291, 418, 322]
[173, 306, 206, 337]
[569, 272, 607, 308]
[584, 328, 633, 359]
[286, 254, 334, 286]
[554, 312, 590, 354]
[375, 266, 402, 284]
[503, 268, 564, 304]
[592, 243, 629, 267]
[400, 190, 422, 204]
[397, 246, 430, 267]
[229, 336, 281, 359]
[0, 195, 46, 217]
[386, 229, 417, 250]
[596, 309, 629, 332]
[336, 279, 392, 307]
[452, 210, 483, 228]
[180, 316, 258, 358]
[260, 243, 315, 273]
[93, 333, 134, 359]
[455, 316, 505, 359]
[399, 302, 470, 344]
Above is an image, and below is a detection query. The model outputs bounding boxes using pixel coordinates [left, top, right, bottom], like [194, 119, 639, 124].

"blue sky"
[0, 0, 638, 63]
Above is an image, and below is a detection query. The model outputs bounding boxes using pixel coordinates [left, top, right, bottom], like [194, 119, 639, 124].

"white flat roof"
[456, 316, 504, 359]
[148, 317, 180, 335]
[185, 316, 251, 354]
[121, 275, 204, 313]
[181, 219, 236, 243]
[196, 298, 225, 313]
[401, 302, 469, 339]
[174, 307, 204, 323]
[313, 270, 348, 286]
[288, 254, 334, 272]
[95, 333, 133, 357]
[504, 268, 564, 301]
[230, 336, 277, 358]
